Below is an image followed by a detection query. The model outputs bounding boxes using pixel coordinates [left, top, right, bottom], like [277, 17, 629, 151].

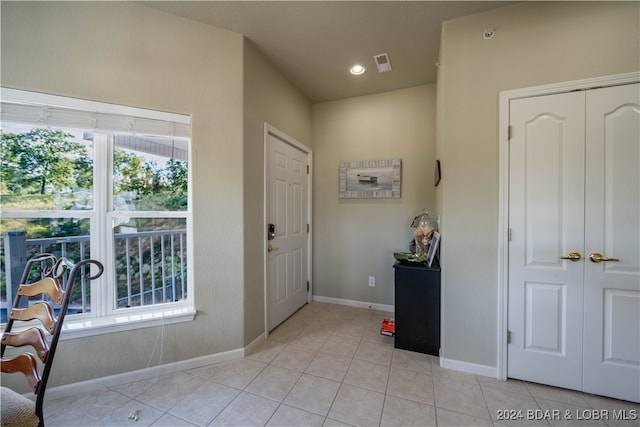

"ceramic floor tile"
[380, 395, 436, 427]
[483, 386, 550, 426]
[369, 310, 394, 324]
[210, 392, 278, 426]
[44, 390, 131, 426]
[436, 407, 493, 427]
[168, 381, 240, 426]
[271, 344, 317, 371]
[386, 367, 434, 405]
[290, 331, 329, 352]
[109, 375, 171, 399]
[245, 364, 302, 401]
[343, 358, 390, 393]
[477, 376, 533, 397]
[578, 394, 640, 427]
[602, 413, 640, 427]
[434, 375, 490, 419]
[43, 392, 90, 423]
[210, 358, 267, 389]
[323, 418, 355, 427]
[267, 323, 304, 343]
[94, 399, 165, 426]
[44, 302, 639, 427]
[151, 413, 198, 426]
[307, 321, 340, 335]
[45, 390, 163, 426]
[362, 327, 395, 344]
[354, 339, 393, 365]
[305, 351, 352, 382]
[327, 383, 385, 427]
[431, 364, 478, 385]
[391, 348, 432, 374]
[283, 373, 341, 416]
[580, 393, 640, 411]
[526, 383, 591, 407]
[245, 339, 288, 364]
[535, 398, 608, 427]
[184, 362, 226, 380]
[320, 334, 361, 357]
[266, 404, 326, 427]
[333, 323, 367, 339]
[134, 372, 205, 412]
[342, 309, 373, 322]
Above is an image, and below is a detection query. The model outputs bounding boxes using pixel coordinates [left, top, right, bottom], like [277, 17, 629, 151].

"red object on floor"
[380, 318, 395, 336]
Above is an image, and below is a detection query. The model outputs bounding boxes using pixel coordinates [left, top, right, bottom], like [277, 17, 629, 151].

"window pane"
[113, 217, 187, 309]
[0, 124, 94, 210]
[0, 217, 92, 323]
[113, 136, 188, 212]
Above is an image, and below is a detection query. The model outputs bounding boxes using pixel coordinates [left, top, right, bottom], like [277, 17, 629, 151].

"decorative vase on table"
[412, 214, 436, 255]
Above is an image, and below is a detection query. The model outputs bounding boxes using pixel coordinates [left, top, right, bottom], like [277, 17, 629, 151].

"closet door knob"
[560, 252, 582, 262]
[589, 253, 619, 263]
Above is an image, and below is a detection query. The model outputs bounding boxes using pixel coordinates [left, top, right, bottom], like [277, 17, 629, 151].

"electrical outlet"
[368, 276, 375, 287]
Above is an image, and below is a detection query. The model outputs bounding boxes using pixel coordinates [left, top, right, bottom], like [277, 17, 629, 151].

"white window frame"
[1, 88, 195, 339]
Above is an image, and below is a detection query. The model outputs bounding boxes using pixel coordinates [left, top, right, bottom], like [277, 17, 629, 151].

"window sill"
[60, 306, 196, 340]
[2, 305, 196, 341]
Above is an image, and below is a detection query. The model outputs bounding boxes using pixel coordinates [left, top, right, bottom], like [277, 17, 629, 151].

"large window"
[0, 88, 193, 336]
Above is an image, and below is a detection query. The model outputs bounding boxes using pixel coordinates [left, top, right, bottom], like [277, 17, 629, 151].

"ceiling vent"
[373, 53, 392, 73]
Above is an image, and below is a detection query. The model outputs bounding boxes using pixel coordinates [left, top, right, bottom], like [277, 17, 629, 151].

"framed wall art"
[339, 158, 401, 199]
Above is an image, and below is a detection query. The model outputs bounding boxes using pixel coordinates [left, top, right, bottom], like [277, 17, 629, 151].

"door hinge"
[508, 125, 513, 140]
[508, 228, 512, 241]
[307, 281, 310, 291]
[307, 165, 310, 174]
[507, 330, 512, 344]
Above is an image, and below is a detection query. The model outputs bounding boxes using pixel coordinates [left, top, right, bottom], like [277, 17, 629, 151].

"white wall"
[437, 1, 639, 369]
[312, 85, 436, 305]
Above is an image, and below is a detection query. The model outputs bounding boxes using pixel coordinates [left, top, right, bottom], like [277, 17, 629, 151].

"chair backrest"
[1, 253, 103, 422]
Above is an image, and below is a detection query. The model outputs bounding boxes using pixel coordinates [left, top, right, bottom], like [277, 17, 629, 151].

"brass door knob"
[589, 253, 620, 263]
[560, 252, 582, 262]
[267, 245, 279, 253]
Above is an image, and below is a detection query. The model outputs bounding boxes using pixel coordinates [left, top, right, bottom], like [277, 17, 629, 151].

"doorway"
[264, 124, 312, 333]
[498, 73, 639, 402]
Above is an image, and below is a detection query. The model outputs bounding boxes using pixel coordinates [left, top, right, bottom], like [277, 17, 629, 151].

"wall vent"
[374, 53, 392, 73]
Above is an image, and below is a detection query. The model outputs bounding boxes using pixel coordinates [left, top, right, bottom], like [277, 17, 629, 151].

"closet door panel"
[583, 83, 640, 402]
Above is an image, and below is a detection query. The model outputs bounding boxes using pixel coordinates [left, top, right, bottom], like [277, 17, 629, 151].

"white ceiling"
[144, 1, 513, 103]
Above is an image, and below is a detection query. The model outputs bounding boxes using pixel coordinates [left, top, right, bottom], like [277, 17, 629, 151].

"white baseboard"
[244, 333, 266, 355]
[440, 357, 498, 379]
[312, 295, 394, 313]
[45, 347, 245, 401]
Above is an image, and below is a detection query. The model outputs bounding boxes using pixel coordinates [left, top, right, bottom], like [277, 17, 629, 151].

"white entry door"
[267, 132, 309, 331]
[508, 83, 639, 402]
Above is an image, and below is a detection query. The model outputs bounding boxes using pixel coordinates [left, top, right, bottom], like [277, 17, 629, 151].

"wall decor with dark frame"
[339, 158, 401, 199]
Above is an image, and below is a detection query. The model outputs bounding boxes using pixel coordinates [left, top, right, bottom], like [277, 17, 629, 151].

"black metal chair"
[1, 253, 103, 427]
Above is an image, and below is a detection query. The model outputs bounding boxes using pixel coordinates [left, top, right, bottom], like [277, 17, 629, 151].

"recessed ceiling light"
[349, 64, 366, 75]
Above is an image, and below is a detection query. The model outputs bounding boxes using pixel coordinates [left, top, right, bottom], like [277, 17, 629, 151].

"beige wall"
[243, 39, 312, 343]
[437, 1, 639, 368]
[1, 1, 311, 390]
[312, 85, 436, 305]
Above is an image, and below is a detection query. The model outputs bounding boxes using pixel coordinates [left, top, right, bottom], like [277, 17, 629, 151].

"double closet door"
[507, 83, 639, 402]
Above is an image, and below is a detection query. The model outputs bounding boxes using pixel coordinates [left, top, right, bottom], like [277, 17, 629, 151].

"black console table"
[393, 260, 441, 356]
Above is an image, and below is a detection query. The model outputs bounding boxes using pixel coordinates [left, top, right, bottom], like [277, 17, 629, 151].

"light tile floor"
[43, 302, 639, 426]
